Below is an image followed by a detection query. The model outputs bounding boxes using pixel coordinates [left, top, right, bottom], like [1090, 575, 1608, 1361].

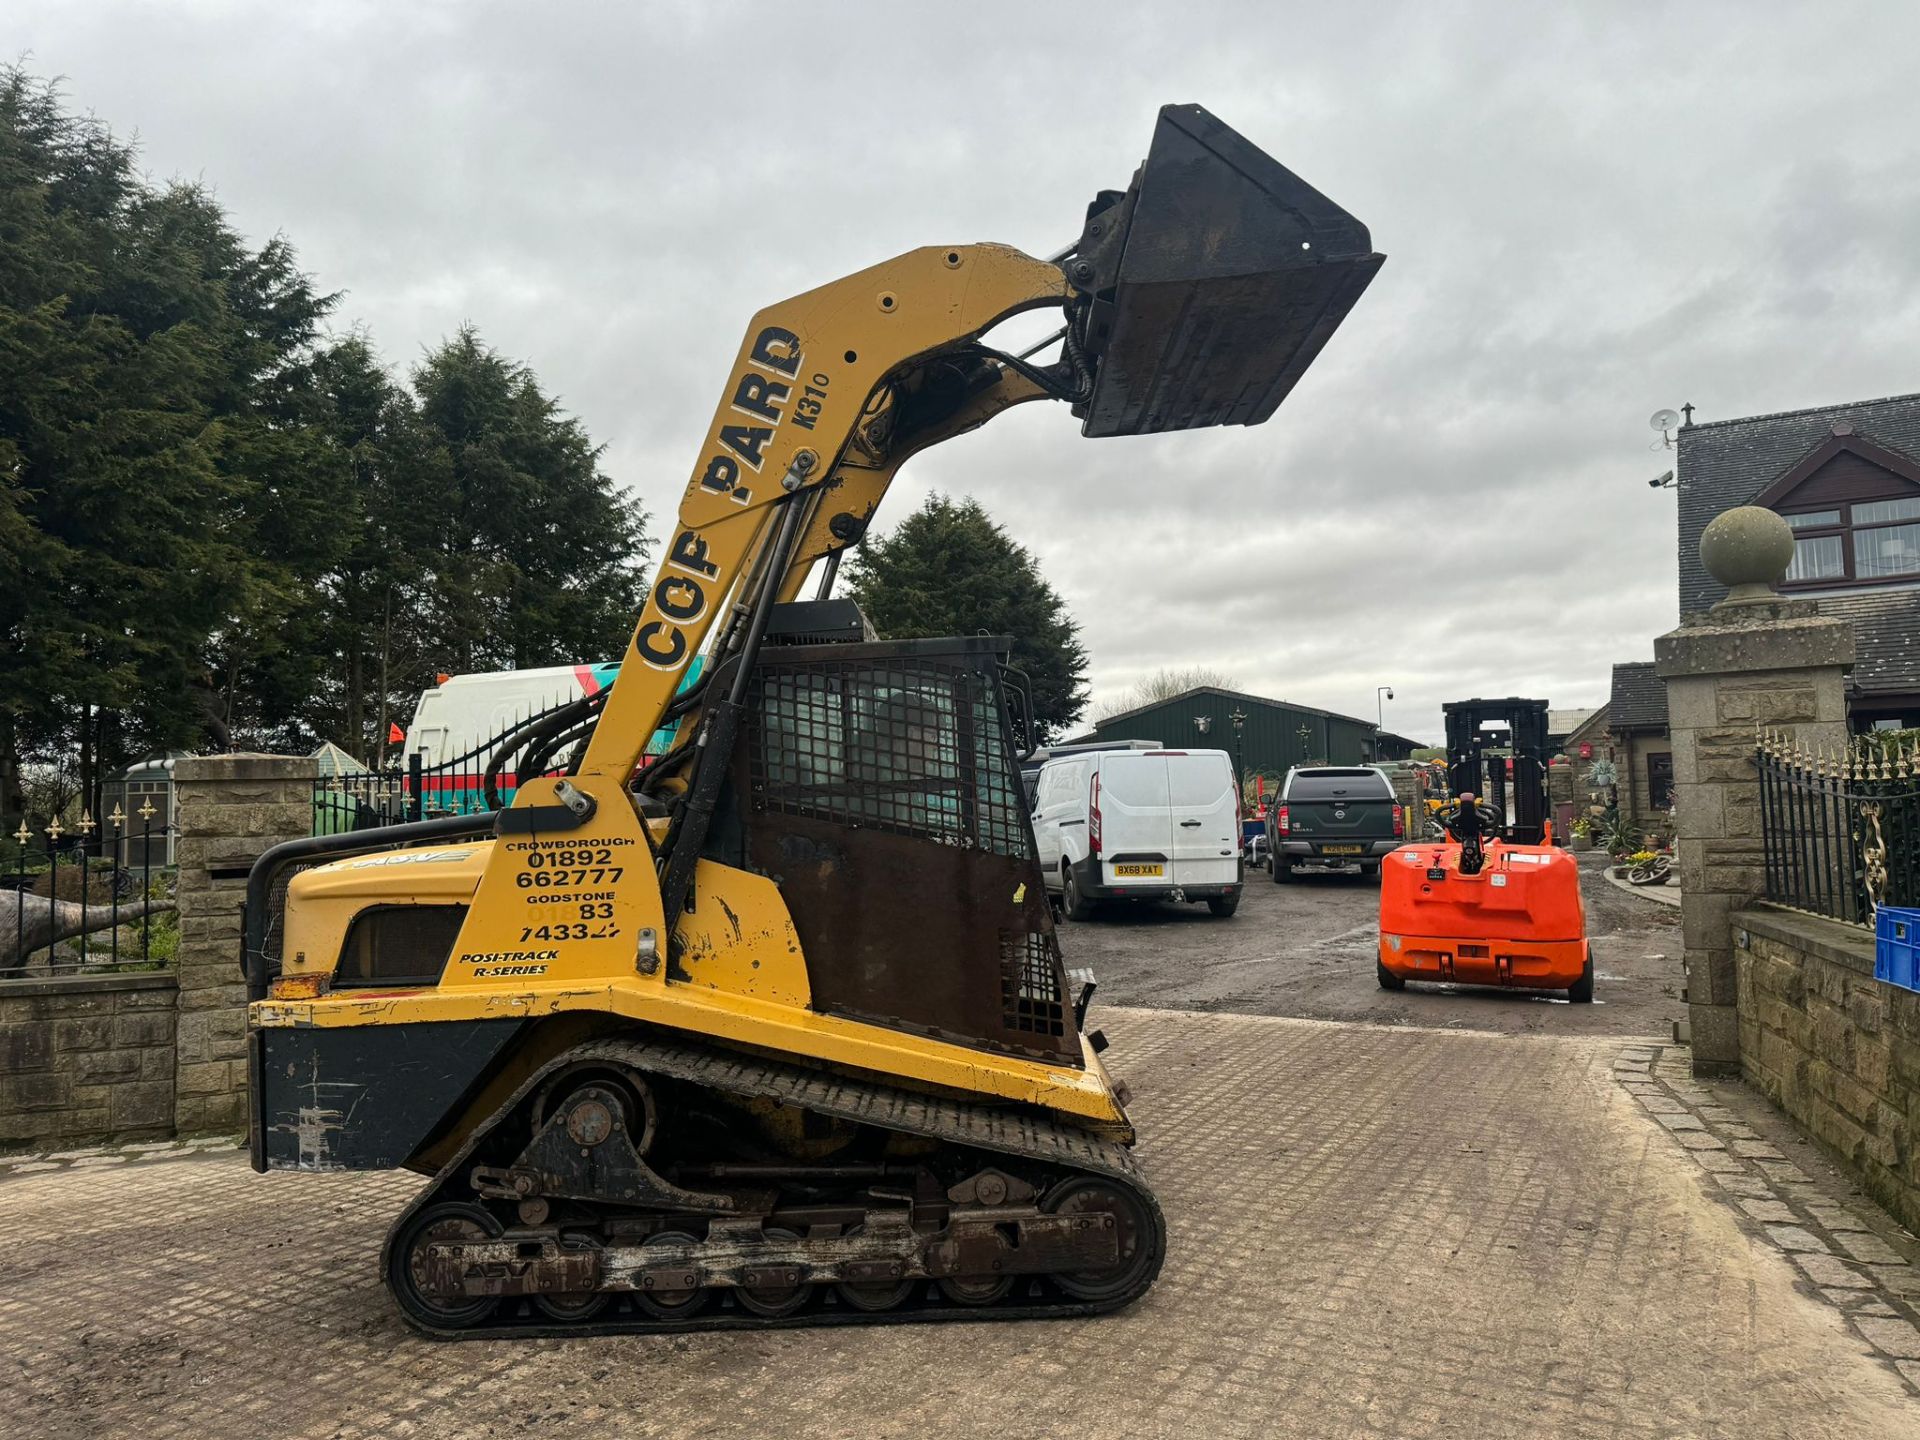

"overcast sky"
[17, 2, 1920, 742]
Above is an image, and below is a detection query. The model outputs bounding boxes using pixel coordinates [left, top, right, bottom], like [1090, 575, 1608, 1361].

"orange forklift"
[1377, 698, 1593, 1002]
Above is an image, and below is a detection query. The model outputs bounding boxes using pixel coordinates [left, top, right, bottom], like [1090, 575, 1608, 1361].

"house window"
[1787, 532, 1845, 582]
[1646, 753, 1674, 811]
[1779, 498, 1920, 588]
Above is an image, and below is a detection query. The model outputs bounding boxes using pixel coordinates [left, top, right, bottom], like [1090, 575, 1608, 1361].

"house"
[1547, 708, 1599, 751]
[1607, 663, 1672, 831]
[1081, 686, 1385, 780]
[1677, 393, 1920, 729]
[1557, 705, 1611, 759]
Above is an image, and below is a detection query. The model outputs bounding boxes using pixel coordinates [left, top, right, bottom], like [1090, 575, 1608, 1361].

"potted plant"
[1601, 810, 1640, 869]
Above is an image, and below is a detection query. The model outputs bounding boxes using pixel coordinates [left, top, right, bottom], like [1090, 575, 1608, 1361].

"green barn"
[1078, 686, 1386, 789]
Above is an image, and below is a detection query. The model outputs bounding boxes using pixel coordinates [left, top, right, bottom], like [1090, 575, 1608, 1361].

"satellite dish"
[1649, 408, 1681, 432]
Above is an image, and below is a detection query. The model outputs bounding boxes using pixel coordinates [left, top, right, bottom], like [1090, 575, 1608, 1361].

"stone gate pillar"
[1654, 508, 1854, 1076]
[172, 754, 318, 1134]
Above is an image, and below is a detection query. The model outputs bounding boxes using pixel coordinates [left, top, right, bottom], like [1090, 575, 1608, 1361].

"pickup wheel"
[1361, 862, 1381, 880]
[1063, 862, 1096, 921]
[1271, 855, 1294, 884]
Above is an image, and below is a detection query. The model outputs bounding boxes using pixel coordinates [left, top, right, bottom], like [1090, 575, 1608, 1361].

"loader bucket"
[1074, 104, 1383, 438]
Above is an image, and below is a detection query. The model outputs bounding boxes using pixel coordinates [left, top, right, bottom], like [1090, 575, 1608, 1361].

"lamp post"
[1228, 708, 1248, 815]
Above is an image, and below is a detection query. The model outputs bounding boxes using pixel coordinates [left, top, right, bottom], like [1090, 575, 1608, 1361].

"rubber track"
[382, 1033, 1165, 1338]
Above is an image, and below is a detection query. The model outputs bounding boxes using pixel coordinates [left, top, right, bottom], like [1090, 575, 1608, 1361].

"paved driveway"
[3, 1008, 1913, 1439]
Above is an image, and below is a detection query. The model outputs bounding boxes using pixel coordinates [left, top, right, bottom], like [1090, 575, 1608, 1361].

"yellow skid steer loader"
[243, 104, 1382, 1336]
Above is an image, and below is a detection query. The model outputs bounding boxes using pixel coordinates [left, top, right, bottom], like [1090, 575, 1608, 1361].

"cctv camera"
[1648, 477, 1662, 488]
[1386, 688, 1394, 700]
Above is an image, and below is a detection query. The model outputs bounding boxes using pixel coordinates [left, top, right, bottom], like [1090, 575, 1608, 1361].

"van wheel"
[1568, 950, 1595, 1004]
[1207, 893, 1240, 918]
[1063, 863, 1095, 921]
[1376, 961, 1406, 991]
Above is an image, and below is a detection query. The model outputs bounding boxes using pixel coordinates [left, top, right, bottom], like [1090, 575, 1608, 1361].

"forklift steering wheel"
[1435, 801, 1495, 843]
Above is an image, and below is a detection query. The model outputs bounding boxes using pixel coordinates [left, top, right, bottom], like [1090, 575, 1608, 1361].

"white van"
[1031, 748, 1242, 919]
[405, 663, 620, 766]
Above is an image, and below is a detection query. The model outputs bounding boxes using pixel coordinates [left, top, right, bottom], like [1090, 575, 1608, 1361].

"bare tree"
[1094, 667, 1241, 723]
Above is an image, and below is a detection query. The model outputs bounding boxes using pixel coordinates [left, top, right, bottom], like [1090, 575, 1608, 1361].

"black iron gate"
[1758, 730, 1920, 926]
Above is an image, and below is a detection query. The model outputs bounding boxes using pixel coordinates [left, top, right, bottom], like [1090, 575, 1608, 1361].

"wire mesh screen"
[748, 655, 1033, 859]
[1000, 930, 1066, 1037]
[260, 860, 331, 972]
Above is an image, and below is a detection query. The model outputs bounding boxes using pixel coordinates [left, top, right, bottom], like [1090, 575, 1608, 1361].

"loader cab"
[696, 622, 1081, 1065]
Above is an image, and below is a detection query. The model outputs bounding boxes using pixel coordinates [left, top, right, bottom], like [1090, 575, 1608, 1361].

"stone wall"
[172, 754, 317, 1135]
[0, 974, 177, 1147]
[1736, 906, 1920, 1235]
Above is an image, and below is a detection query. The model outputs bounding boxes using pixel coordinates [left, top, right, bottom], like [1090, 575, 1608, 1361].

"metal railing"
[312, 696, 581, 833]
[3, 801, 176, 978]
[1758, 729, 1920, 927]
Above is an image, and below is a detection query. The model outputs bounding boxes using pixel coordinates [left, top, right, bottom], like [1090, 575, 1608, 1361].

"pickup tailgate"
[1288, 797, 1395, 842]
[1284, 771, 1398, 853]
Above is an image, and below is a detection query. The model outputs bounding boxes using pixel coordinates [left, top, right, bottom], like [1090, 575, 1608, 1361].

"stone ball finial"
[1700, 505, 1795, 604]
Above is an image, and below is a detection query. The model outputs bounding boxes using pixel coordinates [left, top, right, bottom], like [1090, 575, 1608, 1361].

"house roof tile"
[1609, 662, 1667, 731]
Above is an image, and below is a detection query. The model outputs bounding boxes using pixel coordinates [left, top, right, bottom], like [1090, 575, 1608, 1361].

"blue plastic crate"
[1877, 906, 1920, 993]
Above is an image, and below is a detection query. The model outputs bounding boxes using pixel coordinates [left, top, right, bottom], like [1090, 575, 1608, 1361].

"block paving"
[1617, 1041, 1920, 1394]
[1, 1009, 1914, 1438]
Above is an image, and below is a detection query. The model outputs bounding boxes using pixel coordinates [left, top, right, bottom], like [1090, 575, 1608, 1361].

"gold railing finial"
[1861, 800, 1889, 919]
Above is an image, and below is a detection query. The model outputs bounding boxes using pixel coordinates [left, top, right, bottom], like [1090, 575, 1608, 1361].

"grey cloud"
[17, 0, 1920, 742]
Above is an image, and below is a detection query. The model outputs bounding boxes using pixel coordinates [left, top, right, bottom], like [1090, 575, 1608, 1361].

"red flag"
[388, 722, 405, 744]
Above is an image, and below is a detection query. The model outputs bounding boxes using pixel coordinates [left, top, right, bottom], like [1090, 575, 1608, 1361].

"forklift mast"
[1440, 698, 1550, 846]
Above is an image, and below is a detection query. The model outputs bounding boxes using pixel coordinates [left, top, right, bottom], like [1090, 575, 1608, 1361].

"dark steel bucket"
[1074, 104, 1383, 438]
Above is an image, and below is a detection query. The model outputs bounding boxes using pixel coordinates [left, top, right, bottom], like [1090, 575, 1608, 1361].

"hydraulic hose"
[654, 493, 807, 972]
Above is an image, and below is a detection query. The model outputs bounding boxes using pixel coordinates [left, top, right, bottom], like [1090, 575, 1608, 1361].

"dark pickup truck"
[1268, 766, 1404, 882]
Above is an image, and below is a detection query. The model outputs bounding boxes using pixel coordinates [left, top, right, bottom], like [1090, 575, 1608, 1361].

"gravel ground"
[1059, 849, 1683, 1037]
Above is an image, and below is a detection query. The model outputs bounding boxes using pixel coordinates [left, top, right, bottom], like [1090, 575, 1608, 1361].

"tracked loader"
[243, 104, 1383, 1336]
[1377, 698, 1593, 1002]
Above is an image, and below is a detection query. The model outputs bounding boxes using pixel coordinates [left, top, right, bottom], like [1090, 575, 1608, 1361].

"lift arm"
[573, 102, 1384, 799]
[575, 244, 1069, 788]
